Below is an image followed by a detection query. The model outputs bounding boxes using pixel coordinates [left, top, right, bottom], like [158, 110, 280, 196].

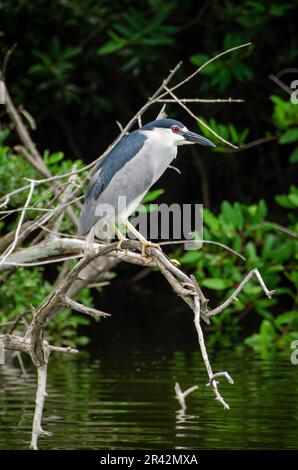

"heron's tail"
[79, 199, 98, 236]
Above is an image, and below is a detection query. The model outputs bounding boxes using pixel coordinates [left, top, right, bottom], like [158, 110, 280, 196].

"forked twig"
[193, 297, 233, 409]
[175, 382, 199, 410]
[0, 181, 35, 266]
[207, 268, 276, 319]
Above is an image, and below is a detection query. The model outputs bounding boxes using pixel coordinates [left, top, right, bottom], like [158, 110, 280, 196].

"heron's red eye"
[171, 126, 180, 133]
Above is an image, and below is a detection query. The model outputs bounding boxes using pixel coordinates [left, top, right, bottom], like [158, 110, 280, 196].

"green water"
[0, 345, 297, 450]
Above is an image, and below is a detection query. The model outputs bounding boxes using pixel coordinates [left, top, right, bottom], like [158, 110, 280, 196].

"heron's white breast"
[141, 129, 178, 183]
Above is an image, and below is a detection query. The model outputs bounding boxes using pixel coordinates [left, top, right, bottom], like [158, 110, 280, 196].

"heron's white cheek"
[173, 134, 186, 146]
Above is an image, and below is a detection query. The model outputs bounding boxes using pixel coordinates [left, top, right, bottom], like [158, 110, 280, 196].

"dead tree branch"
[207, 268, 276, 319]
[61, 295, 110, 319]
[1, 78, 79, 227]
[0, 181, 35, 267]
[175, 382, 199, 410]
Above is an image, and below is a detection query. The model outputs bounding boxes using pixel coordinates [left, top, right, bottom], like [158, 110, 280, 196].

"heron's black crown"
[141, 118, 184, 131]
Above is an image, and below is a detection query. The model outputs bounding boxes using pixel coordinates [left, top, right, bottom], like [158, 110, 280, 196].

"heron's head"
[140, 118, 216, 148]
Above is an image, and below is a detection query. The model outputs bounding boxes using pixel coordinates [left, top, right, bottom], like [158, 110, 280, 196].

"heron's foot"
[140, 241, 161, 257]
[116, 238, 127, 251]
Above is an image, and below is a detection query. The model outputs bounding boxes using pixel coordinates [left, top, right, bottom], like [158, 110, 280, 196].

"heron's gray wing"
[79, 131, 154, 235]
[86, 131, 146, 199]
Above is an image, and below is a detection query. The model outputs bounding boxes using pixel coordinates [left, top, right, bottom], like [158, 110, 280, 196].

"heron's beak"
[183, 131, 216, 147]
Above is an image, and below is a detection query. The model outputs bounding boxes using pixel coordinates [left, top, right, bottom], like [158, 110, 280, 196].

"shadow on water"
[0, 343, 297, 450]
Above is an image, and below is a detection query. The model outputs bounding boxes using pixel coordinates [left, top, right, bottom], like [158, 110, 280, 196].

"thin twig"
[30, 362, 52, 450]
[193, 297, 233, 409]
[264, 221, 298, 239]
[164, 86, 238, 149]
[208, 268, 276, 318]
[61, 295, 110, 319]
[0, 46, 248, 203]
[175, 382, 198, 410]
[157, 98, 244, 103]
[163, 42, 252, 96]
[0, 181, 35, 267]
[159, 239, 246, 260]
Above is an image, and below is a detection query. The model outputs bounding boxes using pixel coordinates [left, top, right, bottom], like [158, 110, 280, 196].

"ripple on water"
[0, 348, 297, 450]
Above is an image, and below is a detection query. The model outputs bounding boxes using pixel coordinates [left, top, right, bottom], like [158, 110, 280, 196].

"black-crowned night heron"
[79, 118, 215, 254]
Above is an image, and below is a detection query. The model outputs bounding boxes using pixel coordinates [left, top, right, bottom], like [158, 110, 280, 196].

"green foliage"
[271, 95, 298, 165]
[0, 138, 87, 231]
[289, 148, 298, 163]
[245, 313, 298, 356]
[222, 1, 294, 27]
[133, 188, 165, 214]
[0, 268, 52, 320]
[141, 188, 165, 204]
[190, 33, 253, 92]
[42, 149, 87, 182]
[98, 3, 179, 71]
[179, 197, 298, 351]
[197, 117, 250, 150]
[279, 129, 298, 144]
[0, 265, 94, 347]
[0, 145, 39, 206]
[271, 95, 298, 130]
[0, 141, 92, 346]
[29, 37, 81, 102]
[275, 185, 298, 210]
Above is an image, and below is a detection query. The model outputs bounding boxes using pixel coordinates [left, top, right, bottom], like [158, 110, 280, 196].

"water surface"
[0, 346, 297, 450]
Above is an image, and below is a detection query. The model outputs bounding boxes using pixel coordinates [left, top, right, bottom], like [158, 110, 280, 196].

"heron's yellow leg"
[85, 226, 95, 255]
[115, 225, 127, 250]
[122, 219, 160, 256]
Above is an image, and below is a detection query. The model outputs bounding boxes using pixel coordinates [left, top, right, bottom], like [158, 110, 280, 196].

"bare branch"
[175, 382, 198, 410]
[193, 297, 233, 409]
[157, 98, 244, 103]
[159, 239, 246, 260]
[14, 145, 46, 175]
[31, 363, 52, 450]
[264, 221, 298, 239]
[49, 345, 78, 354]
[163, 42, 252, 96]
[61, 295, 110, 319]
[155, 104, 167, 120]
[3, 84, 50, 175]
[0, 181, 35, 267]
[164, 86, 238, 149]
[2, 83, 79, 227]
[207, 268, 276, 319]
